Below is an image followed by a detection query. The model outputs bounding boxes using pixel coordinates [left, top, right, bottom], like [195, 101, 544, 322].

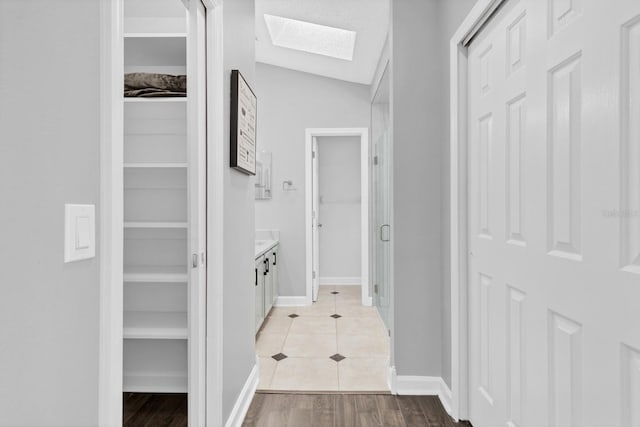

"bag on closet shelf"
[124, 72, 187, 97]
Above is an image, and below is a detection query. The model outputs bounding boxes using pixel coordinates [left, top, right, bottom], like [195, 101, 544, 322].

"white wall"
[255, 63, 370, 297]
[221, 0, 258, 421]
[0, 1, 101, 425]
[317, 136, 361, 281]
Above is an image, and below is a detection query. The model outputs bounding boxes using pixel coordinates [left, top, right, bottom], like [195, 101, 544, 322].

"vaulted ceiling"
[255, 0, 390, 85]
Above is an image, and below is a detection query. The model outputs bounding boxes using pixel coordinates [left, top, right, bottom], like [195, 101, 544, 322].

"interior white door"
[466, 1, 640, 427]
[186, 1, 207, 424]
[312, 136, 320, 302]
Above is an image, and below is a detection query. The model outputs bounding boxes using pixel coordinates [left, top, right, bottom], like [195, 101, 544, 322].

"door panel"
[372, 64, 391, 329]
[187, 1, 207, 424]
[312, 136, 320, 301]
[466, 1, 640, 426]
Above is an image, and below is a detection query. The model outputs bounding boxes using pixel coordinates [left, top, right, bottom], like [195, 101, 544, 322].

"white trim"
[274, 296, 310, 307]
[224, 364, 259, 427]
[305, 128, 370, 307]
[202, 0, 222, 8]
[461, 0, 506, 46]
[387, 366, 397, 394]
[319, 277, 361, 285]
[99, 0, 123, 425]
[186, 1, 208, 424]
[395, 376, 441, 395]
[439, 382, 454, 418]
[370, 46, 390, 101]
[449, 0, 508, 422]
[206, 1, 225, 426]
[390, 369, 454, 418]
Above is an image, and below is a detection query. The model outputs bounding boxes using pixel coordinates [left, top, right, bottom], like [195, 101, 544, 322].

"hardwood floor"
[122, 391, 472, 426]
[123, 393, 187, 427]
[242, 393, 473, 427]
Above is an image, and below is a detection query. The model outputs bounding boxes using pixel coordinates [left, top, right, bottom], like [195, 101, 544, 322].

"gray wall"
[254, 63, 370, 297]
[391, 0, 444, 377]
[221, 0, 258, 421]
[317, 136, 361, 280]
[384, 0, 477, 384]
[439, 0, 478, 389]
[0, 1, 101, 425]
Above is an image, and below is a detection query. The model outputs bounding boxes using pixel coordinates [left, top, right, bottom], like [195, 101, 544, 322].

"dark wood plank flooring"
[242, 393, 473, 427]
[123, 393, 187, 427]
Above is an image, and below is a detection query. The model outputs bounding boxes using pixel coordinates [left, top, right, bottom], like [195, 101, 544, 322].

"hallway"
[256, 285, 389, 392]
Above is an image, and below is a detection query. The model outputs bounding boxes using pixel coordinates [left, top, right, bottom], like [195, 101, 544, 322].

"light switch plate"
[64, 204, 96, 263]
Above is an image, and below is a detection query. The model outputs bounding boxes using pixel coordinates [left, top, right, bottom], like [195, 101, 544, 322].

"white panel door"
[187, 1, 207, 425]
[312, 136, 320, 302]
[467, 1, 640, 426]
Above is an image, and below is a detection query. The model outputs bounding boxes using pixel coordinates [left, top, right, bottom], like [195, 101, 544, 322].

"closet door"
[186, 0, 207, 424]
[466, 1, 640, 426]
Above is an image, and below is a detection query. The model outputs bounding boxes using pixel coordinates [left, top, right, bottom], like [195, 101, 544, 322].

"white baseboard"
[439, 381, 453, 417]
[274, 296, 309, 307]
[319, 277, 361, 285]
[388, 367, 453, 418]
[388, 366, 397, 392]
[224, 363, 259, 427]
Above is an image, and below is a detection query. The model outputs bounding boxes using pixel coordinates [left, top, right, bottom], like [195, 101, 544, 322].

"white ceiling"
[255, 0, 390, 85]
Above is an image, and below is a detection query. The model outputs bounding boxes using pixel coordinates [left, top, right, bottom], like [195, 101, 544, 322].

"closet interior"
[121, 0, 206, 422]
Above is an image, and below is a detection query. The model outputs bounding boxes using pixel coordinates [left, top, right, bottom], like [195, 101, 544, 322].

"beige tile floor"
[256, 285, 390, 392]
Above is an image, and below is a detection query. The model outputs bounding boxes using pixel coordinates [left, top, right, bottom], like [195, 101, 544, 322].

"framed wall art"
[230, 69, 257, 175]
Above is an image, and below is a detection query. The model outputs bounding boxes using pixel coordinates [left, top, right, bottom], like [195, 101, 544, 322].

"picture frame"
[230, 69, 257, 175]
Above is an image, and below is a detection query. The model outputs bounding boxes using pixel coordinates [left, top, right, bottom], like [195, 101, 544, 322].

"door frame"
[99, 1, 124, 424]
[99, 1, 222, 425]
[305, 128, 370, 306]
[202, 1, 225, 426]
[449, 0, 508, 422]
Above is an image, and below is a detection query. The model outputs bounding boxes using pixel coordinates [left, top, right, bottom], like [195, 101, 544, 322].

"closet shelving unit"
[122, 0, 190, 395]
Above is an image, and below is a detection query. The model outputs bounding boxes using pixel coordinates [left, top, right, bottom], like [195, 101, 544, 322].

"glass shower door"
[372, 64, 391, 330]
[374, 131, 391, 328]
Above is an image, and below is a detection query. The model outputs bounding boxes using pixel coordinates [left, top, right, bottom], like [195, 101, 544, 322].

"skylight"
[264, 14, 356, 61]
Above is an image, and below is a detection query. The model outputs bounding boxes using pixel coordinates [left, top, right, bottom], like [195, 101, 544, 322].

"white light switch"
[75, 216, 91, 249]
[65, 204, 95, 263]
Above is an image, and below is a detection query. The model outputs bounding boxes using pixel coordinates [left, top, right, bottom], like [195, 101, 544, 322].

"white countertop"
[255, 239, 278, 259]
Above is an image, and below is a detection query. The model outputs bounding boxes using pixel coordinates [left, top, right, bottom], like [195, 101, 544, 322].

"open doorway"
[305, 128, 370, 305]
[101, 0, 211, 425]
[315, 135, 362, 294]
[255, 127, 390, 392]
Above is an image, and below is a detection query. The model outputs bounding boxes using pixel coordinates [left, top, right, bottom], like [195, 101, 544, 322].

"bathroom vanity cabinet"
[255, 243, 279, 332]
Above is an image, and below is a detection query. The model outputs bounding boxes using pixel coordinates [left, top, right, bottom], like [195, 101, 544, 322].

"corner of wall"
[224, 363, 259, 427]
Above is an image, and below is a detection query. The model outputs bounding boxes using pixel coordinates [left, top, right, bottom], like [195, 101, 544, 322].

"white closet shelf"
[123, 373, 187, 394]
[124, 265, 188, 283]
[124, 311, 188, 339]
[124, 98, 187, 103]
[124, 32, 187, 39]
[124, 221, 188, 229]
[124, 162, 188, 168]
